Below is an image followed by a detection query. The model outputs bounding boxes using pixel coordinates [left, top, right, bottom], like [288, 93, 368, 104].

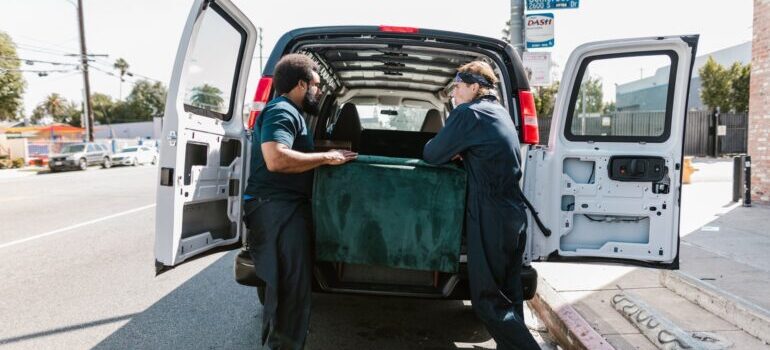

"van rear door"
[154, 0, 256, 273]
[524, 35, 698, 268]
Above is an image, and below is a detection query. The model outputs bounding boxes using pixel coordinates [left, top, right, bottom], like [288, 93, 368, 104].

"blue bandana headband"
[454, 72, 494, 88]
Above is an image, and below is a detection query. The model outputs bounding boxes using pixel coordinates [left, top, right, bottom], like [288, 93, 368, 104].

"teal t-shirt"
[245, 96, 315, 201]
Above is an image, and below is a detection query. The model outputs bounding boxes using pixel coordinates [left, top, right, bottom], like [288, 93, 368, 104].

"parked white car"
[109, 146, 158, 167]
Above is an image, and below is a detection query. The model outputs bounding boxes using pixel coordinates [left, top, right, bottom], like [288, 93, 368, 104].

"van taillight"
[379, 25, 419, 34]
[248, 76, 273, 129]
[518, 90, 539, 145]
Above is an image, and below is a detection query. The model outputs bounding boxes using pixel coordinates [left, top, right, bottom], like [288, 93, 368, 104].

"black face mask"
[302, 86, 320, 115]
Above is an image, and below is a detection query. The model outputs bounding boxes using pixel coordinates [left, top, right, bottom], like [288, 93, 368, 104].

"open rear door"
[524, 35, 698, 268]
[155, 0, 256, 273]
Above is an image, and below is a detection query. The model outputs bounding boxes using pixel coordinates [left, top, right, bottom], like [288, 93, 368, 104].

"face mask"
[302, 85, 320, 115]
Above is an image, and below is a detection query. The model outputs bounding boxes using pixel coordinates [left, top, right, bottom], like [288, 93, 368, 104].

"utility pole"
[76, 0, 95, 142]
[510, 0, 526, 57]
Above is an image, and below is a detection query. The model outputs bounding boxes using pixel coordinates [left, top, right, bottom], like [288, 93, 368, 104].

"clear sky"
[0, 0, 753, 117]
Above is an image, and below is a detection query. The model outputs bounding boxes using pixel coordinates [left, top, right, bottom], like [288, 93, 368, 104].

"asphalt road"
[0, 165, 555, 349]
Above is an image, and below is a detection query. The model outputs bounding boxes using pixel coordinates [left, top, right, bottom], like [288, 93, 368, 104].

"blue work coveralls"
[423, 95, 540, 350]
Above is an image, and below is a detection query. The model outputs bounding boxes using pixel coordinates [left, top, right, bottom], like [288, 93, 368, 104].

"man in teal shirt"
[244, 54, 357, 349]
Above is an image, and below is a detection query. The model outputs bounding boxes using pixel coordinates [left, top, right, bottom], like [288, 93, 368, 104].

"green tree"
[189, 84, 224, 111]
[31, 93, 81, 126]
[0, 32, 26, 121]
[534, 81, 559, 117]
[91, 93, 114, 125]
[110, 80, 167, 123]
[729, 62, 750, 113]
[574, 76, 603, 114]
[602, 101, 617, 115]
[699, 56, 732, 112]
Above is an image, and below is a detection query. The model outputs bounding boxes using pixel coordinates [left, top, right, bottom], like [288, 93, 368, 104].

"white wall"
[0, 135, 29, 162]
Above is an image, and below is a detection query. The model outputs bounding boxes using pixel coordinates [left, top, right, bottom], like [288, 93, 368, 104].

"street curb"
[660, 270, 770, 344]
[527, 276, 615, 350]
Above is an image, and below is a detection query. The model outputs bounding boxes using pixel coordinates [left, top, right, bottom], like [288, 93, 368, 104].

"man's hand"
[324, 149, 358, 166]
[262, 142, 356, 173]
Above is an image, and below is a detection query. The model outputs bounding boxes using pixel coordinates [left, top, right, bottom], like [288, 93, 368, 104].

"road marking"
[0, 203, 156, 250]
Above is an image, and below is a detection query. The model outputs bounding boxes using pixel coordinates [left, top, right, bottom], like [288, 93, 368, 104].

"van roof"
[262, 26, 529, 91]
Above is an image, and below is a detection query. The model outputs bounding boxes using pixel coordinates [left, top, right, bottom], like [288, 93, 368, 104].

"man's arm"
[262, 142, 357, 173]
[423, 108, 474, 164]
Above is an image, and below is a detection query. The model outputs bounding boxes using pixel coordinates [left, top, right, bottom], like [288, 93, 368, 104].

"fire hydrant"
[683, 156, 698, 184]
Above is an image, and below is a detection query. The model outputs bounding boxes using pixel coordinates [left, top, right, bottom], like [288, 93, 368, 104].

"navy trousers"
[245, 198, 313, 350]
[466, 193, 540, 350]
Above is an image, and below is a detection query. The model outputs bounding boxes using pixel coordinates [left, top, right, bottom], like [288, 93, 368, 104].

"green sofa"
[313, 155, 467, 273]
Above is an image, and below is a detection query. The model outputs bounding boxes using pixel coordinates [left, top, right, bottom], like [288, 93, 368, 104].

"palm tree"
[113, 58, 130, 100]
[31, 93, 64, 124]
[41, 93, 65, 118]
[189, 84, 224, 111]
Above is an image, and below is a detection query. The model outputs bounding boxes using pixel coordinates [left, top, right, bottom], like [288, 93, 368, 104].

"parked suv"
[49, 142, 112, 172]
[155, 0, 698, 301]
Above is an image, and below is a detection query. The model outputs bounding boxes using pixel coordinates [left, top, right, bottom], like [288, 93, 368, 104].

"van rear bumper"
[234, 249, 537, 300]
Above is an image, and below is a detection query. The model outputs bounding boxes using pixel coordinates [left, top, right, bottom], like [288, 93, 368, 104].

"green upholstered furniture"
[313, 155, 467, 273]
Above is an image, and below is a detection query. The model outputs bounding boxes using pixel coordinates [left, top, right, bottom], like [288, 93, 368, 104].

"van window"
[565, 51, 677, 142]
[357, 105, 431, 132]
[181, 4, 245, 121]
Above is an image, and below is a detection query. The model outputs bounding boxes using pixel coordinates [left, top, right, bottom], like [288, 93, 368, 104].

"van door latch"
[167, 131, 177, 147]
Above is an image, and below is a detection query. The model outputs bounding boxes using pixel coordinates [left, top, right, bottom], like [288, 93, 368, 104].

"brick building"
[749, 0, 770, 202]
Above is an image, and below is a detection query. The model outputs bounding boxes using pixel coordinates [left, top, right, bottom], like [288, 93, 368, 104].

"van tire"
[102, 157, 112, 169]
[79, 158, 87, 171]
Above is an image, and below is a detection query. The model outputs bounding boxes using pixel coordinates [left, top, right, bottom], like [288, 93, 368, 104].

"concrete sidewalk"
[0, 167, 46, 181]
[529, 159, 770, 349]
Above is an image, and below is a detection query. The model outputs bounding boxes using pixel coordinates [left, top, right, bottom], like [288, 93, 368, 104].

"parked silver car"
[48, 142, 112, 172]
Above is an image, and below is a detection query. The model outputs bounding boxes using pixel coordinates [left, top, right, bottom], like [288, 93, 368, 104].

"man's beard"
[302, 89, 321, 115]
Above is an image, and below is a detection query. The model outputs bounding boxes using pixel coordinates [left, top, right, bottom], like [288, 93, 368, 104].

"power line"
[1, 68, 76, 73]
[11, 33, 80, 53]
[15, 43, 78, 57]
[0, 56, 80, 67]
[91, 59, 163, 83]
[0, 67, 78, 77]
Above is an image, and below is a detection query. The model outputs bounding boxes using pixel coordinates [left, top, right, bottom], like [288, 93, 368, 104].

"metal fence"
[536, 111, 748, 157]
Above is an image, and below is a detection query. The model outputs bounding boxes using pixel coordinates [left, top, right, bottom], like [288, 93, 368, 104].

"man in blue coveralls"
[244, 54, 357, 349]
[423, 61, 540, 349]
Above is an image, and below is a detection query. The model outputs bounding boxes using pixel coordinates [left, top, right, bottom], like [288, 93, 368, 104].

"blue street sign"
[527, 39, 554, 49]
[526, 0, 579, 10]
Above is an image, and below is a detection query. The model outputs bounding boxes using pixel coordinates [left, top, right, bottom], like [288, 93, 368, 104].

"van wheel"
[102, 157, 112, 169]
[79, 158, 87, 170]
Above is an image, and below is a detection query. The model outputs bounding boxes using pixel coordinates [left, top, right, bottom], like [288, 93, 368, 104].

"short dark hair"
[273, 54, 318, 95]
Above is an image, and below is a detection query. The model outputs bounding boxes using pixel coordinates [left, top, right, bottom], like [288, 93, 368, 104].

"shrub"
[12, 158, 25, 168]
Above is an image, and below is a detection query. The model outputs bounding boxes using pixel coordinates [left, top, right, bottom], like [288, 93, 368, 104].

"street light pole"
[510, 0, 526, 57]
[258, 27, 264, 76]
[76, 0, 95, 142]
